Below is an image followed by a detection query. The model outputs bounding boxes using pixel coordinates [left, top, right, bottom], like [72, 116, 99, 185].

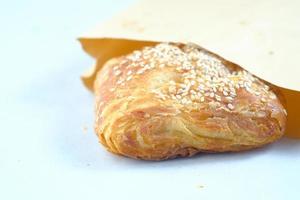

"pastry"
[93, 43, 287, 160]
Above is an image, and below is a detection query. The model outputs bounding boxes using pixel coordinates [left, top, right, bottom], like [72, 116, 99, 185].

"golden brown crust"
[94, 43, 287, 160]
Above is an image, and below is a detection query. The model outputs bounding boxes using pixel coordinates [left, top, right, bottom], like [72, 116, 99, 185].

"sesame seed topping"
[111, 43, 277, 110]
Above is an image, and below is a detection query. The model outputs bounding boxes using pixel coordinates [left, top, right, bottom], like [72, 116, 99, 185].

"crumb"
[239, 20, 248, 25]
[196, 185, 205, 189]
[82, 125, 88, 134]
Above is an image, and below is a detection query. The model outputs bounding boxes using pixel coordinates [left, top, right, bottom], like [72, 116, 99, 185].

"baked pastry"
[94, 43, 287, 160]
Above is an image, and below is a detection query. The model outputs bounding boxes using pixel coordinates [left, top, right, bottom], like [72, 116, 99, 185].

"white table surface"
[1, 1, 300, 199]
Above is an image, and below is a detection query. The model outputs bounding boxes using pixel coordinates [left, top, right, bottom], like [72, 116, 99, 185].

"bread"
[94, 43, 287, 160]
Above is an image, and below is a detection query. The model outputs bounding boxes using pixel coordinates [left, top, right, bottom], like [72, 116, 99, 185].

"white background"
[1, 1, 300, 199]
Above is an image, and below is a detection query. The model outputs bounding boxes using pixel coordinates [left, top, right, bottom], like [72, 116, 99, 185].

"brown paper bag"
[79, 0, 300, 138]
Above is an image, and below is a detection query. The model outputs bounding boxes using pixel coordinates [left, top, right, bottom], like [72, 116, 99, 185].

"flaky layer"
[94, 43, 286, 160]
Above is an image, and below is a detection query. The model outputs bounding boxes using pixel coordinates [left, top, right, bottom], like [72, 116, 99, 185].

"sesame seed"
[257, 111, 266, 117]
[215, 95, 221, 101]
[190, 90, 196, 94]
[169, 86, 176, 94]
[245, 87, 252, 92]
[127, 70, 132, 75]
[227, 103, 234, 110]
[226, 96, 233, 101]
[170, 80, 176, 85]
[264, 85, 270, 90]
[176, 95, 182, 99]
[160, 96, 166, 100]
[137, 69, 145, 74]
[116, 79, 123, 85]
[181, 98, 187, 104]
[230, 91, 236, 97]
[126, 76, 132, 81]
[159, 63, 165, 68]
[269, 93, 276, 99]
[114, 70, 121, 76]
